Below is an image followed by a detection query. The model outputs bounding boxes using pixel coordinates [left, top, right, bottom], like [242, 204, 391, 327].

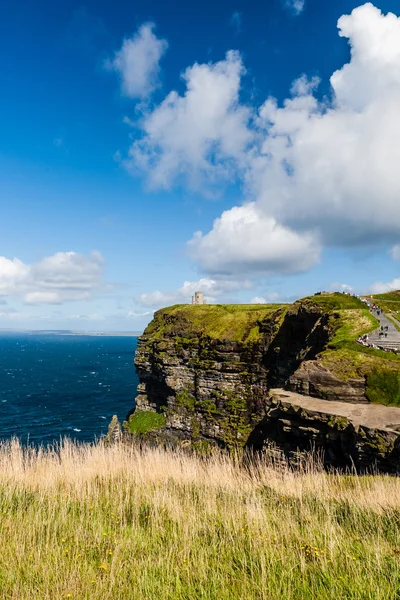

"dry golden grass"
[1, 439, 400, 599]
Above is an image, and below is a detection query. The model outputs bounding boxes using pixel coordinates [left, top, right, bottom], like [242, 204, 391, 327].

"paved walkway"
[270, 389, 400, 432]
[361, 308, 400, 351]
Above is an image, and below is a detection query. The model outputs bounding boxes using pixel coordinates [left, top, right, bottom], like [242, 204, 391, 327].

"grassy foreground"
[1, 442, 400, 599]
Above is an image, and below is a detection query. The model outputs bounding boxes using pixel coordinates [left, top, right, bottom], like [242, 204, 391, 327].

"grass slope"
[2, 440, 400, 599]
[307, 293, 400, 406]
[144, 303, 288, 343]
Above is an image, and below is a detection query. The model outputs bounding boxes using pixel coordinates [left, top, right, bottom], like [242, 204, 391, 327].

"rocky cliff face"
[134, 334, 271, 448]
[247, 390, 400, 473]
[288, 361, 367, 403]
[126, 295, 400, 470]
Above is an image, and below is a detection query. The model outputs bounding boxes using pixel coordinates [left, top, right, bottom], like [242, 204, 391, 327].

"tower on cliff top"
[192, 291, 205, 305]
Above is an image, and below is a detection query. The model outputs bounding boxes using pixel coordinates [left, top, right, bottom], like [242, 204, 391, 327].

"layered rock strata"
[127, 296, 400, 470]
[247, 389, 400, 473]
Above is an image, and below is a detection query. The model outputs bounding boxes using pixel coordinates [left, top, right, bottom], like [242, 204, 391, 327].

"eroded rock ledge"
[248, 389, 400, 473]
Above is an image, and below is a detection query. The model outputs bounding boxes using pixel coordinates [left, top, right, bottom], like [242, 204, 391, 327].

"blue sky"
[2, 0, 400, 331]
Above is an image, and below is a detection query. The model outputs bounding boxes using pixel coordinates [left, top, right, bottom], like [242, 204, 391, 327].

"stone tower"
[191, 291, 205, 305]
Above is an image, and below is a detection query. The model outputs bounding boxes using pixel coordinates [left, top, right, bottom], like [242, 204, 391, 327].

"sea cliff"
[124, 293, 400, 471]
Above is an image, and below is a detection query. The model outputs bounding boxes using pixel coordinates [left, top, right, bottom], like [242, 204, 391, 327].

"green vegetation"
[3, 439, 400, 599]
[176, 388, 254, 450]
[144, 303, 288, 343]
[307, 292, 368, 312]
[301, 293, 400, 389]
[386, 313, 400, 333]
[327, 415, 349, 431]
[219, 391, 253, 448]
[366, 368, 400, 406]
[128, 410, 166, 434]
[175, 390, 195, 410]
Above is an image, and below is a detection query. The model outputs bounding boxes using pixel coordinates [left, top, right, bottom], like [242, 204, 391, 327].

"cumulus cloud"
[248, 3, 400, 247]
[140, 277, 252, 308]
[120, 3, 400, 283]
[284, 0, 305, 15]
[0, 251, 104, 304]
[188, 203, 320, 276]
[106, 23, 168, 99]
[126, 51, 252, 190]
[0, 257, 30, 294]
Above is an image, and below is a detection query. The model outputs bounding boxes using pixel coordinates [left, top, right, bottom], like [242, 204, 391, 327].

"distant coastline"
[0, 329, 142, 337]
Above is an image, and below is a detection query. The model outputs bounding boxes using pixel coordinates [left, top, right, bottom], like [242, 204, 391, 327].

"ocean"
[0, 334, 138, 445]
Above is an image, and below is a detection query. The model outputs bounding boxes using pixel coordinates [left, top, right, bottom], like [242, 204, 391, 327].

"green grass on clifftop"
[144, 303, 288, 343]
[305, 292, 369, 312]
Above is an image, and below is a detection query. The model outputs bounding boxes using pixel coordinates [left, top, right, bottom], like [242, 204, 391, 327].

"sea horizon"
[0, 328, 142, 337]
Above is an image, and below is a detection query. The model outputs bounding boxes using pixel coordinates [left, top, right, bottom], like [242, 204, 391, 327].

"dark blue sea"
[0, 334, 138, 445]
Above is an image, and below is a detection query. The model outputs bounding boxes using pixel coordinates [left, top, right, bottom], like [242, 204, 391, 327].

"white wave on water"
[73, 428, 82, 432]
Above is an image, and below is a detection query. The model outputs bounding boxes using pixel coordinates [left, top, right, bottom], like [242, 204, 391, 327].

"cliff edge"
[127, 293, 400, 471]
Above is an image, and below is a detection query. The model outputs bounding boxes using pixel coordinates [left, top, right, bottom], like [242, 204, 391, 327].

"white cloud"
[0, 257, 30, 294]
[328, 282, 354, 293]
[368, 278, 400, 294]
[140, 277, 252, 308]
[251, 297, 267, 304]
[0, 251, 104, 304]
[284, 0, 305, 16]
[188, 203, 320, 276]
[258, 291, 281, 302]
[25, 292, 63, 305]
[126, 50, 252, 190]
[105, 23, 168, 99]
[120, 4, 400, 283]
[250, 4, 400, 247]
[126, 309, 153, 318]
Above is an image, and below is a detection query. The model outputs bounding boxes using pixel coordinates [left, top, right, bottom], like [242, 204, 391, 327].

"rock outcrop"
[288, 361, 367, 403]
[247, 389, 400, 473]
